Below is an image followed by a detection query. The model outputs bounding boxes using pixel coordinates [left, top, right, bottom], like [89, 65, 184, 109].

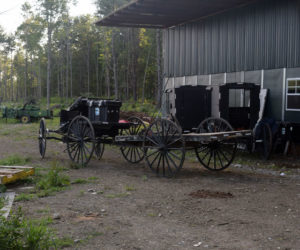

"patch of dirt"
[1, 122, 300, 250]
[189, 190, 234, 199]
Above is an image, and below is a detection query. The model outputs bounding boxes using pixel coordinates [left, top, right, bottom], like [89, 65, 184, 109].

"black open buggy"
[38, 95, 270, 177]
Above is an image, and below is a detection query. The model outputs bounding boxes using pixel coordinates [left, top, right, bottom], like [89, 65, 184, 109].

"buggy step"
[0, 166, 35, 185]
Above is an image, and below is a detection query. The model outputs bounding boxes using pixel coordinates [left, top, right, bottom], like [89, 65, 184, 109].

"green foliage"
[0, 154, 31, 166]
[16, 165, 70, 201]
[121, 101, 158, 115]
[0, 208, 55, 250]
[71, 178, 88, 184]
[0, 185, 7, 193]
[36, 167, 70, 191]
[0, 197, 6, 210]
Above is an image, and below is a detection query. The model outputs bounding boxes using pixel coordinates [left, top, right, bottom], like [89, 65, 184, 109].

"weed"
[69, 162, 83, 169]
[72, 179, 88, 184]
[36, 208, 50, 214]
[36, 168, 70, 190]
[125, 185, 136, 191]
[142, 175, 148, 181]
[16, 167, 70, 201]
[79, 190, 85, 196]
[0, 154, 31, 166]
[0, 208, 56, 249]
[147, 213, 157, 217]
[0, 197, 6, 210]
[88, 176, 99, 181]
[105, 192, 130, 198]
[0, 185, 6, 193]
[54, 236, 74, 248]
[15, 193, 36, 202]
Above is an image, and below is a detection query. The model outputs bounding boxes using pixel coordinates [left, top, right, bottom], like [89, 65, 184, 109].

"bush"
[0, 209, 55, 250]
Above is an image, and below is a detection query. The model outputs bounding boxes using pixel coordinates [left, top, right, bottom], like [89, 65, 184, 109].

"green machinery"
[2, 100, 53, 123]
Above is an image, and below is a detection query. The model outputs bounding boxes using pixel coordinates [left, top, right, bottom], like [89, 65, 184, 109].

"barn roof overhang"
[96, 0, 257, 29]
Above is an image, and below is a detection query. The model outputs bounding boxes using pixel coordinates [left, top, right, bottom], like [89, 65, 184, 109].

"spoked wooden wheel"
[95, 141, 105, 160]
[254, 122, 272, 160]
[120, 117, 146, 164]
[67, 116, 95, 166]
[143, 119, 185, 178]
[195, 117, 237, 171]
[38, 118, 47, 159]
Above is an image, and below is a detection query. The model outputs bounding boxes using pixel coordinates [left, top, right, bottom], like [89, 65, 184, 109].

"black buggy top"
[58, 97, 130, 136]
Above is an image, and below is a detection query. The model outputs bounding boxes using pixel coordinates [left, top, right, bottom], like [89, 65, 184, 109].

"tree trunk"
[131, 29, 138, 101]
[38, 55, 42, 99]
[156, 29, 162, 108]
[66, 39, 69, 103]
[105, 63, 110, 98]
[46, 18, 52, 110]
[142, 46, 151, 103]
[96, 46, 99, 97]
[112, 32, 119, 99]
[70, 48, 73, 99]
[25, 50, 28, 101]
[10, 51, 14, 101]
[87, 41, 90, 97]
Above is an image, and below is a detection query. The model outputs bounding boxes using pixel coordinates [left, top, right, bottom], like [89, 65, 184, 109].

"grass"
[105, 192, 130, 199]
[54, 237, 74, 248]
[16, 165, 70, 202]
[0, 197, 6, 210]
[0, 154, 31, 166]
[72, 179, 89, 185]
[125, 185, 136, 192]
[0, 208, 56, 250]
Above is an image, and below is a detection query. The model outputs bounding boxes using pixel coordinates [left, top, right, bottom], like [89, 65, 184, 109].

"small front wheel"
[67, 116, 95, 166]
[120, 117, 146, 164]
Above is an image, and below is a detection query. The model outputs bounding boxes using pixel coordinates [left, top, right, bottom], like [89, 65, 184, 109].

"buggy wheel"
[195, 117, 237, 171]
[95, 141, 105, 160]
[21, 115, 30, 124]
[120, 117, 146, 164]
[255, 122, 272, 160]
[67, 116, 95, 167]
[38, 118, 47, 159]
[143, 119, 185, 178]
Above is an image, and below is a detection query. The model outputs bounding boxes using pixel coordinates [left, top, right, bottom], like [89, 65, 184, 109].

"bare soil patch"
[0, 121, 299, 249]
[189, 190, 234, 199]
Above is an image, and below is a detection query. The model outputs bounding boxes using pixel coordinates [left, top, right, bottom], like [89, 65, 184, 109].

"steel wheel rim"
[38, 118, 46, 158]
[67, 116, 95, 166]
[95, 142, 105, 160]
[195, 117, 237, 171]
[143, 119, 185, 178]
[120, 117, 146, 164]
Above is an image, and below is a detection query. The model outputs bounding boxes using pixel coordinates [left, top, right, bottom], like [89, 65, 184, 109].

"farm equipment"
[38, 96, 253, 177]
[2, 100, 53, 123]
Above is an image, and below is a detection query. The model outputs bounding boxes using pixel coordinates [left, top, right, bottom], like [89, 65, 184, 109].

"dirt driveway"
[1, 122, 300, 249]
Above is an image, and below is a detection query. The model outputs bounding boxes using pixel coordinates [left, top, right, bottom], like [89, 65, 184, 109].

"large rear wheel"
[143, 119, 185, 178]
[194, 117, 237, 171]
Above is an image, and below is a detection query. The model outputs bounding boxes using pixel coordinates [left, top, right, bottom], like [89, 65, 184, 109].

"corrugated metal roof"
[96, 0, 258, 28]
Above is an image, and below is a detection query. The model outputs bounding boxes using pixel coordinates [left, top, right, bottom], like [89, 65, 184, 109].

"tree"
[37, 0, 70, 109]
